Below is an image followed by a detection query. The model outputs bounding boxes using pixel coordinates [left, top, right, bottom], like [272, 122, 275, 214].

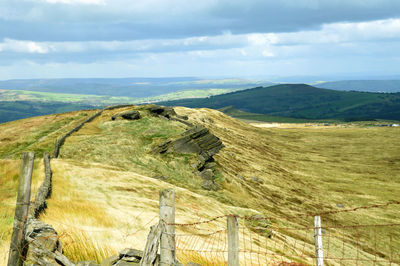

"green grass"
[0, 110, 96, 159]
[1, 106, 399, 264]
[59, 107, 203, 190]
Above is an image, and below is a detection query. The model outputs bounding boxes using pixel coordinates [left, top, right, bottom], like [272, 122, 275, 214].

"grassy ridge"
[0, 88, 239, 123]
[0, 107, 399, 264]
[0, 101, 99, 123]
[161, 84, 400, 121]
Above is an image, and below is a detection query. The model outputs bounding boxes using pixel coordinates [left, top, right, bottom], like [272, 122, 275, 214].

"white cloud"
[0, 39, 52, 53]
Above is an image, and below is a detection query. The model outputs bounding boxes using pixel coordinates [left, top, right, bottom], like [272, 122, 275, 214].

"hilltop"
[160, 84, 400, 121]
[0, 106, 399, 264]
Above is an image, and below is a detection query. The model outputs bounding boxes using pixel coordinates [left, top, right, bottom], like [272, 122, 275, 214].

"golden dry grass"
[0, 158, 46, 266]
[1, 106, 399, 265]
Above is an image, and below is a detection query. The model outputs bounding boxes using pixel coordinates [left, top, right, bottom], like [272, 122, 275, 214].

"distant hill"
[160, 84, 400, 121]
[0, 101, 98, 123]
[0, 78, 273, 98]
[316, 80, 400, 93]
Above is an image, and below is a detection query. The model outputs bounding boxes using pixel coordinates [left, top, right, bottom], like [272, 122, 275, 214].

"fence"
[143, 189, 400, 266]
[5, 151, 400, 265]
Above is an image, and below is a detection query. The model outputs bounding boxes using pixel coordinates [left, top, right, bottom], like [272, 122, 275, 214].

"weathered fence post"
[160, 189, 176, 265]
[314, 215, 324, 266]
[8, 152, 35, 266]
[227, 215, 239, 266]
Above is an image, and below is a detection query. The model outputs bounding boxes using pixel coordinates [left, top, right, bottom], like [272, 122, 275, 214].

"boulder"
[155, 125, 224, 190]
[153, 175, 169, 181]
[201, 180, 220, 191]
[156, 125, 223, 164]
[118, 248, 143, 261]
[204, 162, 217, 170]
[100, 255, 120, 266]
[24, 219, 74, 266]
[251, 176, 263, 184]
[112, 110, 141, 121]
[114, 261, 139, 266]
[199, 169, 214, 180]
[146, 105, 177, 119]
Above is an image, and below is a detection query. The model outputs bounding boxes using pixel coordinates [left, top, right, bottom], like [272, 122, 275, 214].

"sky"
[0, 0, 400, 80]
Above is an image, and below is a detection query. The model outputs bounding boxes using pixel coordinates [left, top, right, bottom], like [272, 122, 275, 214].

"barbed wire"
[162, 200, 400, 227]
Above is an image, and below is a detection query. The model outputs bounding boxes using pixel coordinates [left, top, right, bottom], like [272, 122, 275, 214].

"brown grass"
[1, 106, 399, 265]
[0, 158, 45, 266]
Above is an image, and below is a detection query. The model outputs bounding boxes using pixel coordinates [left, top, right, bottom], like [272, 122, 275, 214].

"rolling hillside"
[317, 80, 400, 93]
[1, 106, 399, 264]
[160, 84, 400, 121]
[0, 78, 273, 98]
[0, 101, 98, 123]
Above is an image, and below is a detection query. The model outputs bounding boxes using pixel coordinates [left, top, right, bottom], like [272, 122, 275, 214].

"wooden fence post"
[159, 189, 176, 265]
[8, 152, 35, 266]
[227, 215, 239, 266]
[314, 215, 324, 266]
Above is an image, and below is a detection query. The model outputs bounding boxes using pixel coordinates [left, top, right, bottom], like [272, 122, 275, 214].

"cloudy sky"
[0, 0, 400, 80]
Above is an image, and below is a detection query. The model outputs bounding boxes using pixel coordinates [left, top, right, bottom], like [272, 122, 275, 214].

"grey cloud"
[1, 0, 400, 41]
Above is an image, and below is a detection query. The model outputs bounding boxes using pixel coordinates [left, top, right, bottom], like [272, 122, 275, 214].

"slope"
[160, 84, 400, 121]
[0, 100, 99, 123]
[0, 106, 399, 264]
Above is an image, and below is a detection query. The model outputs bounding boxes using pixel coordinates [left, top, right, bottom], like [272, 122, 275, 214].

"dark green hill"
[317, 80, 400, 93]
[0, 101, 98, 123]
[160, 84, 400, 121]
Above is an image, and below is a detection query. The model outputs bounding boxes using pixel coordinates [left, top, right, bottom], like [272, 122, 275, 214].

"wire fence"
[2, 189, 400, 265]
[166, 204, 400, 266]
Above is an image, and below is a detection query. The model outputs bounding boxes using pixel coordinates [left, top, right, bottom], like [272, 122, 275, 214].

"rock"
[336, 203, 345, 208]
[201, 180, 220, 191]
[155, 125, 224, 191]
[76, 261, 99, 266]
[251, 176, 263, 183]
[187, 262, 202, 266]
[112, 110, 141, 121]
[153, 175, 168, 180]
[118, 248, 143, 260]
[146, 105, 177, 119]
[156, 140, 172, 154]
[204, 162, 217, 169]
[114, 261, 139, 266]
[237, 175, 245, 181]
[177, 115, 188, 120]
[120, 257, 140, 263]
[101, 255, 120, 266]
[158, 125, 224, 164]
[24, 218, 74, 266]
[199, 169, 213, 180]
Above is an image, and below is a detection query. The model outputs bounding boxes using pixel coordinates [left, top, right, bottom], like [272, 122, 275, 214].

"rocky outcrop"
[156, 125, 223, 164]
[24, 219, 74, 266]
[155, 125, 224, 190]
[145, 105, 177, 119]
[144, 105, 192, 127]
[112, 110, 141, 121]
